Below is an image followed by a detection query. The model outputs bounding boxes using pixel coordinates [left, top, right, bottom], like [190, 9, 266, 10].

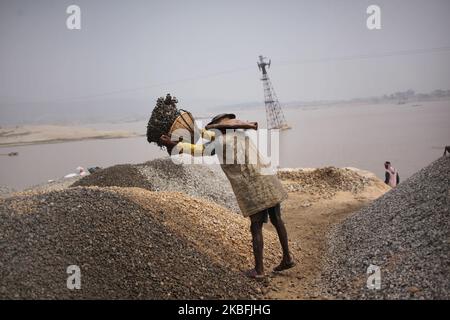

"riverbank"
[0, 125, 141, 147]
[1, 101, 448, 190]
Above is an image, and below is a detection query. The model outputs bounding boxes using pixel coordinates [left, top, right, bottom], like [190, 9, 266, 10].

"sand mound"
[116, 187, 279, 271]
[321, 155, 450, 299]
[71, 164, 152, 190]
[72, 157, 241, 213]
[278, 167, 384, 197]
[0, 187, 279, 299]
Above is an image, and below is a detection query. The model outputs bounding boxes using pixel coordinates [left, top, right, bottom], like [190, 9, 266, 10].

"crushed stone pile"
[72, 157, 241, 213]
[278, 167, 375, 198]
[320, 155, 450, 299]
[0, 186, 280, 299]
[22, 176, 82, 195]
[71, 164, 153, 190]
[73, 159, 381, 214]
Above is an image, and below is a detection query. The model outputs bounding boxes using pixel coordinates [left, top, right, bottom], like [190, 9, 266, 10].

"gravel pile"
[137, 158, 240, 213]
[73, 160, 377, 214]
[320, 155, 450, 299]
[278, 167, 374, 198]
[0, 186, 279, 299]
[72, 165, 152, 190]
[22, 176, 82, 194]
[73, 157, 241, 213]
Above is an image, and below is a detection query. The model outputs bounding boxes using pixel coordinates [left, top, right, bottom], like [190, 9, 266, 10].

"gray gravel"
[73, 157, 240, 213]
[320, 155, 450, 299]
[0, 187, 263, 299]
[1, 178, 82, 199]
[24, 176, 82, 194]
[72, 164, 152, 190]
[278, 167, 375, 197]
[137, 157, 240, 213]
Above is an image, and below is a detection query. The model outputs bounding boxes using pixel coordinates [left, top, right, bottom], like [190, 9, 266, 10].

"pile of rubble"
[73, 157, 241, 213]
[278, 167, 374, 198]
[0, 186, 280, 299]
[321, 155, 450, 299]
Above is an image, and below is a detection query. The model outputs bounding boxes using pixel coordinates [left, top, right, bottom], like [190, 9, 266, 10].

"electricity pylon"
[257, 55, 290, 130]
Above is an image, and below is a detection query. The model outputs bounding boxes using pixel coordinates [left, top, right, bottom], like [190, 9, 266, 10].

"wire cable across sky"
[2, 46, 450, 107]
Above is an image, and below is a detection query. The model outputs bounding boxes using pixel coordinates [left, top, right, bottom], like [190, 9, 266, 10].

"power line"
[1, 66, 255, 107]
[277, 46, 450, 67]
[2, 46, 450, 106]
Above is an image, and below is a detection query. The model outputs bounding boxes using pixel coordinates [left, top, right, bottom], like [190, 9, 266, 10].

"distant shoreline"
[0, 125, 144, 148]
[0, 134, 146, 148]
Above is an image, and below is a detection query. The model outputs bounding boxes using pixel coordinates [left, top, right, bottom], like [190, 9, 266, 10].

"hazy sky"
[1, 0, 450, 117]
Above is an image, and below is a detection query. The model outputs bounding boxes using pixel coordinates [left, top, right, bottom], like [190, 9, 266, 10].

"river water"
[1, 100, 449, 190]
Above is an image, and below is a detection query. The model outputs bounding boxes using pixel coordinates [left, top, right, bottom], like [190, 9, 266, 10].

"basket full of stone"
[146, 94, 197, 150]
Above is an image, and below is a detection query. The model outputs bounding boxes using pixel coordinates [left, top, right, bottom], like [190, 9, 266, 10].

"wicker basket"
[168, 111, 198, 144]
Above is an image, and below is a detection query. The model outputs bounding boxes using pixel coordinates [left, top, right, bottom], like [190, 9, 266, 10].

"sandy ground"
[262, 176, 390, 299]
[0, 125, 141, 147]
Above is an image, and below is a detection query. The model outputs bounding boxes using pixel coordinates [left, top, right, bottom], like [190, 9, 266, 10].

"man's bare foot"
[273, 260, 295, 272]
[243, 268, 265, 280]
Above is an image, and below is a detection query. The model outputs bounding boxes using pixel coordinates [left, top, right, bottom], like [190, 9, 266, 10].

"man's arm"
[177, 141, 206, 155]
[160, 133, 214, 156]
[201, 129, 215, 142]
[385, 172, 390, 184]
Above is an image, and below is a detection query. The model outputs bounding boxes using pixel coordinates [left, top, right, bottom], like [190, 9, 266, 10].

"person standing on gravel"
[384, 161, 400, 187]
[159, 113, 295, 279]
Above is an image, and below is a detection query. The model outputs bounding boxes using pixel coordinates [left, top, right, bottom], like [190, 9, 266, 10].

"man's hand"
[159, 134, 178, 149]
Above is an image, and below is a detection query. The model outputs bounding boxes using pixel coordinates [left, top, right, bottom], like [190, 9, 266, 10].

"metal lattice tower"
[257, 55, 290, 130]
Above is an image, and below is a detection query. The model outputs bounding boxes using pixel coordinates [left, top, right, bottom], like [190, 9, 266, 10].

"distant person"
[384, 161, 400, 187]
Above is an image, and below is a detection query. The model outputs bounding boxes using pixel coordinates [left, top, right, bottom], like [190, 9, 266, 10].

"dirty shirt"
[178, 129, 287, 217]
